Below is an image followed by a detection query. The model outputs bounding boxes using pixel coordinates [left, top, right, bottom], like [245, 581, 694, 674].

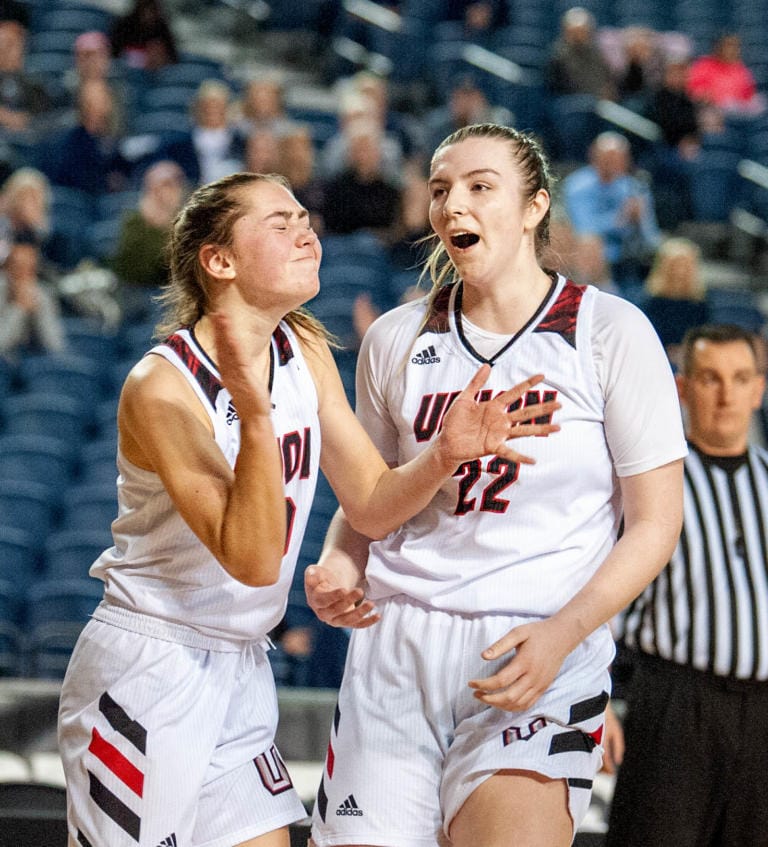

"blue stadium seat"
[0, 480, 59, 540]
[2, 392, 90, 447]
[43, 527, 111, 580]
[0, 526, 40, 588]
[0, 434, 76, 496]
[59, 484, 117, 535]
[688, 150, 743, 223]
[77, 438, 118, 486]
[0, 621, 25, 677]
[24, 577, 103, 630]
[25, 621, 86, 679]
[18, 352, 105, 408]
[0, 578, 24, 626]
[34, 7, 114, 33]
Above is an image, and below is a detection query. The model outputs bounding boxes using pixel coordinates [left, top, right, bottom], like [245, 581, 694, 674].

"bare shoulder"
[118, 353, 213, 466]
[295, 332, 340, 398]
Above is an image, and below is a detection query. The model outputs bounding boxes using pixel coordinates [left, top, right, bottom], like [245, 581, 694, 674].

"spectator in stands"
[276, 123, 326, 234]
[0, 234, 66, 362]
[546, 6, 615, 99]
[0, 17, 51, 141]
[647, 57, 700, 153]
[644, 57, 700, 230]
[321, 119, 401, 239]
[189, 79, 244, 185]
[108, 160, 186, 299]
[0, 166, 70, 272]
[613, 26, 665, 113]
[109, 0, 178, 71]
[243, 126, 281, 175]
[234, 72, 292, 138]
[570, 232, 622, 296]
[640, 237, 710, 360]
[60, 31, 131, 128]
[687, 32, 766, 116]
[563, 131, 661, 287]
[320, 83, 404, 184]
[41, 79, 130, 196]
[0, 0, 27, 28]
[444, 0, 509, 41]
[424, 74, 496, 161]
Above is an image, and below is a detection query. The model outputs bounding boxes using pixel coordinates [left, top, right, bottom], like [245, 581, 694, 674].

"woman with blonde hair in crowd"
[641, 236, 710, 357]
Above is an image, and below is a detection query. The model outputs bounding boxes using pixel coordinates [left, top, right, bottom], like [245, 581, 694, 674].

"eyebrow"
[263, 208, 309, 222]
[428, 167, 501, 186]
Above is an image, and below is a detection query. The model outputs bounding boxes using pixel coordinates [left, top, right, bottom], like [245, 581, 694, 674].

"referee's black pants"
[606, 652, 768, 847]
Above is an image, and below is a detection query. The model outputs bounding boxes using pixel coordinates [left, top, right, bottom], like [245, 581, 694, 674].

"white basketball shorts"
[311, 595, 614, 847]
[58, 604, 306, 847]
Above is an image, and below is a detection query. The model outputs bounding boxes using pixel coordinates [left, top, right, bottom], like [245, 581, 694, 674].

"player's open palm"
[438, 364, 561, 467]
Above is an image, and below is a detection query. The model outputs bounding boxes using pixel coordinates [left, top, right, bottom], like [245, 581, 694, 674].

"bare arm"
[305, 338, 560, 540]
[119, 313, 286, 587]
[469, 458, 684, 710]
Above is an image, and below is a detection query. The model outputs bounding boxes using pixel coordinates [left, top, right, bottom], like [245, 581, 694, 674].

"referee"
[607, 323, 768, 847]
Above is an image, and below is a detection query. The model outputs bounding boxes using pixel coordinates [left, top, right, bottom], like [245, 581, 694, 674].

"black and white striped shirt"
[623, 443, 768, 681]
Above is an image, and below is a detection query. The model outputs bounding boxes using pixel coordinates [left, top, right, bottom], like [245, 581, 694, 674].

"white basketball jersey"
[91, 323, 320, 641]
[358, 274, 686, 616]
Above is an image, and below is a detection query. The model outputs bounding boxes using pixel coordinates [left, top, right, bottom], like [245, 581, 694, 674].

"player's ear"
[199, 243, 236, 280]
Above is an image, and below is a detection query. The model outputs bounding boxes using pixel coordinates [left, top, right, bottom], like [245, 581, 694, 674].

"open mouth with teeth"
[450, 233, 480, 249]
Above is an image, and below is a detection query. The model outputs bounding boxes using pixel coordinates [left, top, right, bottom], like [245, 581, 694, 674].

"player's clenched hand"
[467, 618, 570, 711]
[305, 564, 380, 629]
[437, 365, 560, 469]
[211, 311, 273, 420]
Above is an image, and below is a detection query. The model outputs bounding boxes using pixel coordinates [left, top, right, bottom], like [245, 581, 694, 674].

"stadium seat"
[24, 578, 103, 632]
[0, 527, 40, 589]
[1, 393, 89, 447]
[42, 527, 111, 581]
[58, 484, 117, 536]
[0, 434, 76, 496]
[0, 622, 25, 677]
[77, 439, 118, 486]
[25, 621, 88, 680]
[0, 480, 59, 540]
[18, 353, 105, 409]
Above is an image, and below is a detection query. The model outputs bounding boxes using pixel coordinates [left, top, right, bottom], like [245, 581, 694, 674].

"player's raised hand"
[436, 365, 560, 468]
[210, 311, 273, 420]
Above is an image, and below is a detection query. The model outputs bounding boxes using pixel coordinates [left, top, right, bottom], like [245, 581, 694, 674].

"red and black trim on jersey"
[83, 692, 147, 842]
[533, 279, 585, 349]
[418, 284, 453, 337]
[163, 332, 224, 410]
[161, 324, 297, 410]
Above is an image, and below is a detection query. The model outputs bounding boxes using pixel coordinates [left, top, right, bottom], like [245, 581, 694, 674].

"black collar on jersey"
[454, 271, 558, 365]
[689, 440, 749, 473]
[188, 323, 276, 396]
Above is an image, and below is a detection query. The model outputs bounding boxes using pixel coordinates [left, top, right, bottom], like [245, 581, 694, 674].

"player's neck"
[460, 268, 553, 335]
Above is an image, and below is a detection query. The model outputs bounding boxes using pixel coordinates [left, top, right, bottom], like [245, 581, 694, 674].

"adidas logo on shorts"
[156, 834, 177, 847]
[411, 345, 441, 365]
[336, 794, 364, 816]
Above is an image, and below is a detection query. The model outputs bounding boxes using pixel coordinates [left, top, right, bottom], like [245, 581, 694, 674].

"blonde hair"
[644, 237, 705, 300]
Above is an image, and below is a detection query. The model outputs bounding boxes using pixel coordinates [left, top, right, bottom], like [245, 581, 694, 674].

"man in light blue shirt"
[563, 131, 661, 288]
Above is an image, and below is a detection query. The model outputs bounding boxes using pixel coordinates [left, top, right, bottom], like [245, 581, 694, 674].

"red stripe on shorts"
[89, 727, 145, 797]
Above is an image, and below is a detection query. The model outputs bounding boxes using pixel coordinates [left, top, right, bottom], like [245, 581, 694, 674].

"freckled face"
[228, 180, 322, 308]
[428, 136, 546, 287]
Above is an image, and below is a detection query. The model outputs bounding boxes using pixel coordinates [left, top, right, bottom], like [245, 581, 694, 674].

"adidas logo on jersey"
[156, 835, 177, 847]
[411, 345, 441, 365]
[336, 794, 364, 816]
[226, 401, 239, 425]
